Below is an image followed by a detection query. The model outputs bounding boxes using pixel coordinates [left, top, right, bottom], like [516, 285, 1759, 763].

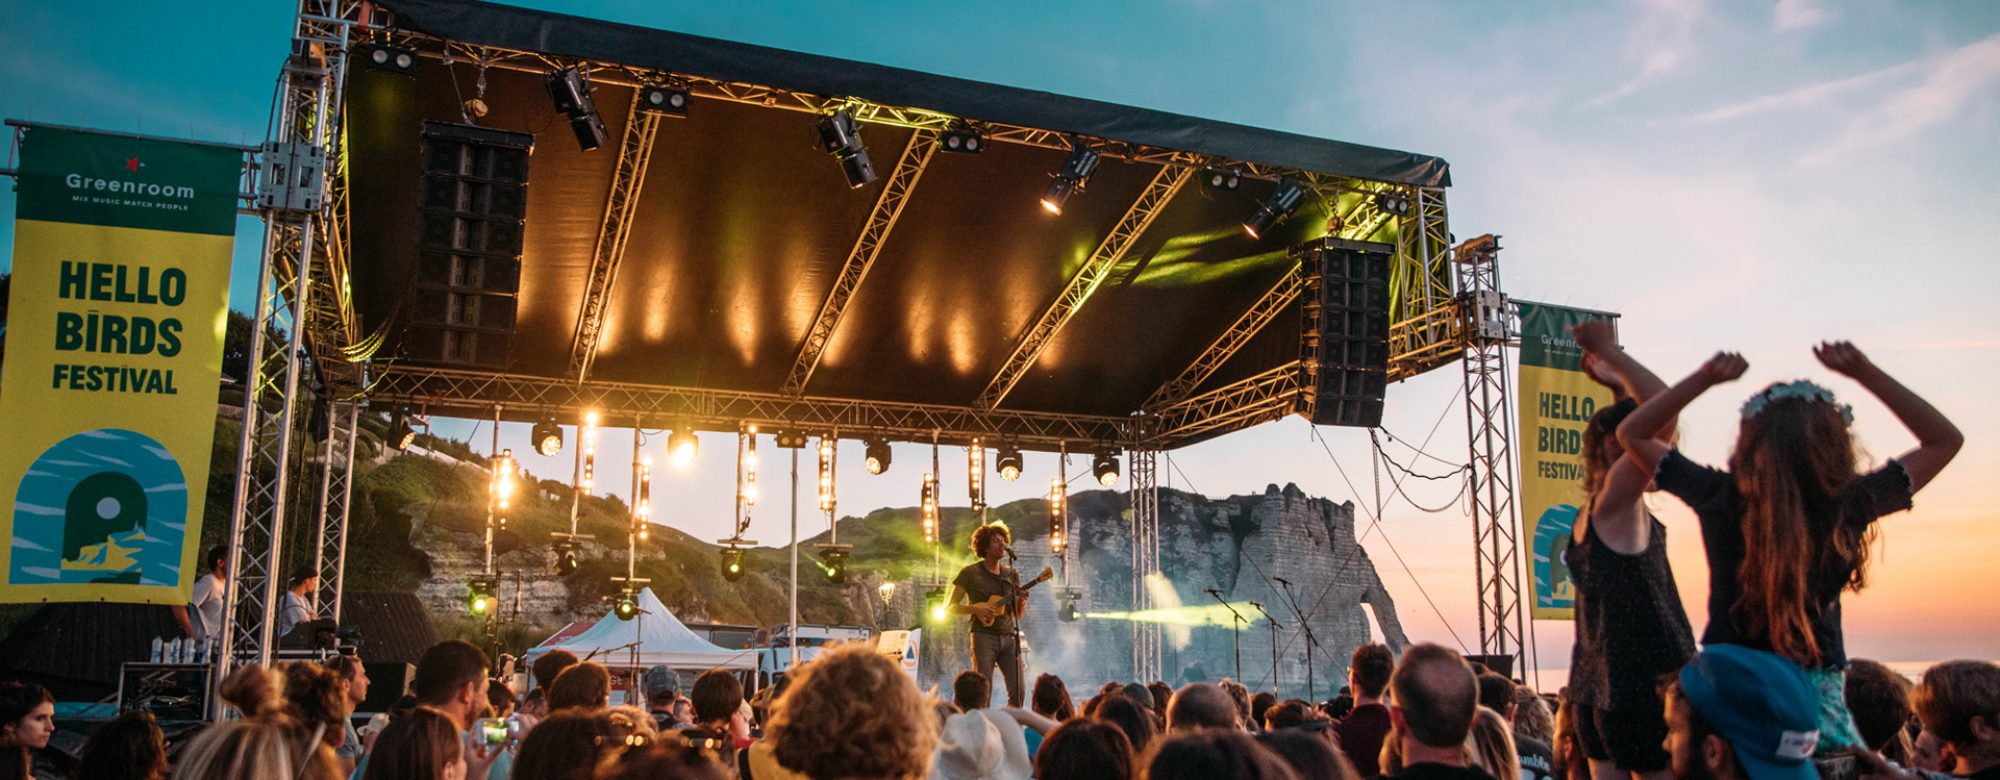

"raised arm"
[1575, 320, 1675, 440]
[1617, 352, 1748, 473]
[1814, 341, 1962, 492]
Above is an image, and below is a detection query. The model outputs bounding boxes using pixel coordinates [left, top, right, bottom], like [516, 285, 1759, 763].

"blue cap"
[1678, 645, 1820, 780]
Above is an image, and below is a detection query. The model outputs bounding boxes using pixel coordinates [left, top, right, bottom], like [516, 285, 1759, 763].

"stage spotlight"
[1092, 448, 1121, 487]
[389, 411, 417, 451]
[818, 547, 850, 585]
[1242, 177, 1306, 240]
[614, 595, 638, 621]
[547, 67, 608, 151]
[864, 438, 892, 475]
[553, 542, 580, 576]
[926, 586, 949, 624]
[816, 110, 877, 188]
[1375, 191, 1413, 217]
[720, 547, 747, 582]
[358, 43, 417, 74]
[637, 85, 690, 117]
[996, 445, 1023, 482]
[467, 576, 497, 616]
[1202, 167, 1242, 192]
[940, 125, 984, 154]
[774, 429, 810, 449]
[532, 417, 564, 457]
[668, 428, 699, 468]
[1039, 139, 1101, 215]
[1059, 596, 1080, 623]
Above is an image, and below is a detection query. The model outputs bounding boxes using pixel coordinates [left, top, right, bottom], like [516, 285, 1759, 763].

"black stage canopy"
[336, 0, 1454, 449]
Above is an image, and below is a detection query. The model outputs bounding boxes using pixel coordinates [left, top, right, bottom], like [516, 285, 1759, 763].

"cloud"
[1588, 0, 1707, 106]
[1676, 58, 1920, 124]
[1772, 0, 1834, 32]
[1800, 33, 2000, 165]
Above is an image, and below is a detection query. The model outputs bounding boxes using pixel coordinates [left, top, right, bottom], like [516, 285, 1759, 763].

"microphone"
[1272, 576, 1292, 586]
[1248, 601, 1263, 609]
[1203, 588, 1222, 596]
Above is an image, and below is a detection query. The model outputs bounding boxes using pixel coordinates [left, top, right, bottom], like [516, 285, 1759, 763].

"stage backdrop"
[0, 125, 238, 604]
[1515, 301, 1618, 620]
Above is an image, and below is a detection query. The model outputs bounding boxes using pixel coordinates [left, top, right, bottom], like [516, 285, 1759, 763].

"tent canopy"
[526, 588, 758, 671]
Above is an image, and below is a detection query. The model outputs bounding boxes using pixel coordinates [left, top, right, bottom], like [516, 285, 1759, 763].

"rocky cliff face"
[914, 483, 1407, 700]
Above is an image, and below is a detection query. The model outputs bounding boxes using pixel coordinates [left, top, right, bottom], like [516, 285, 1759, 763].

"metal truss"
[393, 35, 1375, 194]
[1455, 235, 1526, 671]
[1144, 363, 1302, 448]
[1390, 187, 1459, 380]
[976, 165, 1192, 410]
[216, 1, 359, 713]
[1129, 447, 1161, 682]
[568, 95, 664, 382]
[367, 365, 1133, 449]
[311, 401, 360, 622]
[783, 130, 940, 396]
[1147, 266, 1305, 411]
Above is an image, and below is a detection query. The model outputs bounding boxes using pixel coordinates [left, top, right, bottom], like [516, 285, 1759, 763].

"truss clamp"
[258, 141, 325, 214]
[1461, 290, 1510, 343]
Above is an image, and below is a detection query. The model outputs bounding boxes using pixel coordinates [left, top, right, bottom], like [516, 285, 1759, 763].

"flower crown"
[1740, 380, 1853, 424]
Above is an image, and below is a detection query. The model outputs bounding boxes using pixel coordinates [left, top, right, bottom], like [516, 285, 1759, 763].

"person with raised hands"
[1569, 320, 1697, 780]
[1615, 343, 1962, 753]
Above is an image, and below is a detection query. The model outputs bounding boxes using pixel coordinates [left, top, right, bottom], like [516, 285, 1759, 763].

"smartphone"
[475, 717, 509, 746]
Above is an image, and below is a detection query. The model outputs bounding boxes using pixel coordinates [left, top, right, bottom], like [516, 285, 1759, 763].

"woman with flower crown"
[1613, 342, 1962, 752]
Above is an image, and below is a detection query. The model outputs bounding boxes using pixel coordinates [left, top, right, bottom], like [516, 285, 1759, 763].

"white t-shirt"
[279, 590, 313, 637]
[190, 573, 225, 643]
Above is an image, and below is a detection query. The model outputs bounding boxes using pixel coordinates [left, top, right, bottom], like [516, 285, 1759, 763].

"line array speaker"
[405, 121, 531, 369]
[1295, 238, 1393, 428]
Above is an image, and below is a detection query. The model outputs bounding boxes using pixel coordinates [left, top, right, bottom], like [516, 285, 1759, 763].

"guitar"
[973, 566, 1055, 628]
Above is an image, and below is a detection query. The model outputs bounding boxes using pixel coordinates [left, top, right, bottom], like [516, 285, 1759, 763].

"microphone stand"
[1248, 600, 1282, 696]
[1273, 578, 1324, 702]
[1207, 590, 1246, 683]
[1005, 545, 1026, 708]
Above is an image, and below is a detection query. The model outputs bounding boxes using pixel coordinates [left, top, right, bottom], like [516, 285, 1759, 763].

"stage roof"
[337, 0, 1456, 449]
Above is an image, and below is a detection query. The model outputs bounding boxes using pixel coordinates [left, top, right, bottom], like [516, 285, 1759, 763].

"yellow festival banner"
[1516, 301, 1618, 620]
[0, 125, 239, 603]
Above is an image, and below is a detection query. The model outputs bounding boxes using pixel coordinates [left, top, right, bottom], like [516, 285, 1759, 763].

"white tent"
[526, 587, 757, 671]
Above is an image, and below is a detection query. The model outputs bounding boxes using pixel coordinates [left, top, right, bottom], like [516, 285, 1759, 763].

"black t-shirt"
[953, 561, 1020, 635]
[1565, 510, 1695, 712]
[1653, 449, 1913, 668]
[1335, 703, 1393, 777]
[1388, 762, 1500, 780]
[1516, 735, 1557, 780]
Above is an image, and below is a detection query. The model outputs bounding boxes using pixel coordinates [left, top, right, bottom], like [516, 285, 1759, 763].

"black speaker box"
[405, 122, 531, 369]
[1295, 239, 1393, 428]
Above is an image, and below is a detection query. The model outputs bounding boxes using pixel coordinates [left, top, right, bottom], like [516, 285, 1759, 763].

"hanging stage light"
[614, 593, 639, 621]
[358, 43, 417, 74]
[996, 445, 1024, 482]
[926, 586, 949, 624]
[467, 576, 498, 616]
[1375, 190, 1413, 217]
[1202, 167, 1242, 192]
[634, 461, 652, 542]
[920, 471, 939, 544]
[1243, 177, 1307, 239]
[720, 547, 747, 582]
[967, 439, 985, 510]
[553, 541, 580, 576]
[1040, 138, 1101, 215]
[492, 450, 518, 528]
[816, 109, 878, 188]
[864, 438, 892, 475]
[1048, 477, 1067, 556]
[389, 411, 418, 451]
[532, 416, 564, 457]
[1059, 592, 1080, 623]
[668, 427, 699, 468]
[1092, 448, 1121, 487]
[637, 85, 691, 117]
[818, 547, 850, 585]
[817, 438, 836, 513]
[940, 124, 984, 154]
[547, 67, 609, 152]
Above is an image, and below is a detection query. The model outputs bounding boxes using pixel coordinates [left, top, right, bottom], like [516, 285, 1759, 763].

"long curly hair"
[1581, 398, 1638, 497]
[768, 644, 936, 779]
[1729, 393, 1871, 666]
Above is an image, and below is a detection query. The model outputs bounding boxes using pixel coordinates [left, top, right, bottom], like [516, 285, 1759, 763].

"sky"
[3, 0, 1998, 676]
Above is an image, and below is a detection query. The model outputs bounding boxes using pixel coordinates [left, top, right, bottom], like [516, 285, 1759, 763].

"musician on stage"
[947, 523, 1028, 707]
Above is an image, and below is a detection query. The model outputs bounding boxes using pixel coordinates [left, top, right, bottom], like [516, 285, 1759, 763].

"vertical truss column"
[1455, 236, 1524, 670]
[784, 130, 940, 395]
[1130, 446, 1161, 682]
[1389, 187, 1459, 377]
[216, 3, 352, 707]
[976, 165, 1191, 410]
[568, 96, 664, 382]
[311, 400, 359, 622]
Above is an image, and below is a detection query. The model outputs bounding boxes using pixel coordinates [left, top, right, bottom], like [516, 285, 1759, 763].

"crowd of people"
[0, 337, 1985, 780]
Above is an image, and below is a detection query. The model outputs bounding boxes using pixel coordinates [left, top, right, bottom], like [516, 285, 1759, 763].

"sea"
[1522, 660, 1949, 694]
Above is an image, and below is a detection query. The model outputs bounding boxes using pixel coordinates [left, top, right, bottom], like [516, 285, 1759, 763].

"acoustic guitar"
[973, 566, 1055, 628]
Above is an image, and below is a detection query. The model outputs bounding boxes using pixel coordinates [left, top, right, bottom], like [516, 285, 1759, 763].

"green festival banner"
[0, 125, 239, 604]
[1516, 301, 1618, 620]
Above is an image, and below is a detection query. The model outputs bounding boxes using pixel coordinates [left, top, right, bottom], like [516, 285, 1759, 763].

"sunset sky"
[3, 1, 1996, 675]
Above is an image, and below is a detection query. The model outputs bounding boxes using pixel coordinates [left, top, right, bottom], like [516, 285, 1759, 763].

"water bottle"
[172, 637, 187, 664]
[150, 636, 163, 663]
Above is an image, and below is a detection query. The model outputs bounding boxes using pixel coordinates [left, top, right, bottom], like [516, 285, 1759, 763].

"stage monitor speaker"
[1295, 238, 1392, 428]
[1463, 654, 1516, 680]
[356, 661, 416, 715]
[407, 121, 530, 369]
